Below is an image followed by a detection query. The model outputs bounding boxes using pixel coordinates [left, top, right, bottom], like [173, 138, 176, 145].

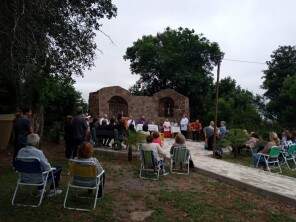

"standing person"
[100, 114, 109, 125]
[203, 121, 215, 150]
[13, 107, 32, 160]
[127, 116, 136, 128]
[219, 121, 227, 138]
[64, 116, 73, 159]
[163, 119, 171, 138]
[71, 107, 88, 158]
[137, 115, 146, 125]
[180, 114, 189, 139]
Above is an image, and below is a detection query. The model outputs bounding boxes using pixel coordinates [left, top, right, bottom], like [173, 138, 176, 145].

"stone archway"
[159, 97, 174, 117]
[108, 96, 128, 117]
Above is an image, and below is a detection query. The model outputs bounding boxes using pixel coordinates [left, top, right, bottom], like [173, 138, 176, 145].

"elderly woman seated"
[252, 132, 280, 167]
[170, 133, 192, 167]
[76, 142, 105, 197]
[245, 132, 260, 151]
[141, 135, 168, 175]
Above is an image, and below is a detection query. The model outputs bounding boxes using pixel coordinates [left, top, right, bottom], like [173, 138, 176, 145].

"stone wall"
[89, 86, 189, 124]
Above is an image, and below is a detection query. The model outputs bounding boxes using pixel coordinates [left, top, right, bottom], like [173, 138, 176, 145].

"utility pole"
[213, 60, 221, 157]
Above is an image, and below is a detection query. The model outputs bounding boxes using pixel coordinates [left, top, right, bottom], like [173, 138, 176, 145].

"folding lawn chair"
[12, 157, 56, 207]
[281, 144, 296, 170]
[256, 146, 282, 173]
[170, 147, 191, 175]
[139, 150, 160, 180]
[63, 159, 105, 211]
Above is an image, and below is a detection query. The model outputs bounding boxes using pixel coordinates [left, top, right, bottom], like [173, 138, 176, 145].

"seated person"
[141, 135, 168, 175]
[245, 132, 260, 150]
[252, 132, 280, 167]
[291, 130, 296, 144]
[16, 133, 62, 196]
[170, 133, 189, 155]
[281, 130, 293, 150]
[152, 131, 163, 147]
[170, 133, 192, 167]
[76, 142, 105, 197]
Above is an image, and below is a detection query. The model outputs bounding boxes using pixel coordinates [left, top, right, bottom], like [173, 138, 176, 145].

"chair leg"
[63, 184, 70, 209]
[11, 182, 20, 206]
[51, 170, 56, 194]
[265, 158, 270, 172]
[277, 160, 282, 173]
[37, 183, 47, 207]
[93, 185, 99, 209]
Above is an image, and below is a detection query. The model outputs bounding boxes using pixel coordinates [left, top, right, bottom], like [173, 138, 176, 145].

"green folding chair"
[256, 146, 282, 173]
[170, 147, 191, 175]
[139, 150, 160, 180]
[282, 144, 296, 170]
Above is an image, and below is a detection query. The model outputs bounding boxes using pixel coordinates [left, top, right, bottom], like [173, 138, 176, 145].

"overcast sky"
[74, 0, 296, 101]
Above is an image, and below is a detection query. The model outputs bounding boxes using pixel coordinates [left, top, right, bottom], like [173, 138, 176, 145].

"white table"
[171, 126, 181, 133]
[148, 124, 159, 132]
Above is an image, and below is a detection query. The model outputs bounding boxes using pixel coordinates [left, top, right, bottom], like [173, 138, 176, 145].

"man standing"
[13, 107, 32, 160]
[203, 121, 215, 150]
[180, 114, 189, 139]
[71, 107, 88, 158]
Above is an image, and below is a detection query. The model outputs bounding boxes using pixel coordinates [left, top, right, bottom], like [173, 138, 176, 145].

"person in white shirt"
[163, 119, 171, 138]
[180, 114, 189, 139]
[127, 116, 136, 128]
[99, 114, 109, 125]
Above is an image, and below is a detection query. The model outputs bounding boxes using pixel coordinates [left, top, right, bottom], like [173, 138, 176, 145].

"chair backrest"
[172, 147, 189, 164]
[69, 159, 97, 178]
[14, 157, 42, 174]
[268, 146, 281, 158]
[141, 150, 157, 169]
[288, 144, 296, 155]
[69, 159, 98, 187]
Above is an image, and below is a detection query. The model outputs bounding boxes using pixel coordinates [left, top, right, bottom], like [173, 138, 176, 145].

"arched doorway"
[108, 96, 128, 117]
[159, 97, 174, 117]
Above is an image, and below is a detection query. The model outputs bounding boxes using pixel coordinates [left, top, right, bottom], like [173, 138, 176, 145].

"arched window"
[108, 96, 128, 117]
[159, 97, 174, 117]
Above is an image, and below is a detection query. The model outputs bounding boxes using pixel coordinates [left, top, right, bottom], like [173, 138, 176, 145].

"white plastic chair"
[12, 157, 56, 207]
[63, 159, 105, 211]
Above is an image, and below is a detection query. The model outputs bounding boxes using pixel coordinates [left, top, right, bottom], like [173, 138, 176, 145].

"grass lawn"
[222, 150, 296, 178]
[1, 142, 296, 222]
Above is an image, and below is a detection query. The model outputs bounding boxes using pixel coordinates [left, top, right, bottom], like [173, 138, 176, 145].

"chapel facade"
[89, 86, 189, 124]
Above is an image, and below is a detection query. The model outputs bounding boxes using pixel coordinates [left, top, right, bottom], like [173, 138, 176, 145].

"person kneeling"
[16, 133, 62, 197]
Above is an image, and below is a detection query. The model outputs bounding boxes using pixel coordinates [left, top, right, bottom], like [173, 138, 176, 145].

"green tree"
[0, 0, 117, 112]
[0, 0, 116, 136]
[124, 27, 223, 119]
[262, 45, 296, 121]
[277, 76, 296, 128]
[210, 77, 262, 130]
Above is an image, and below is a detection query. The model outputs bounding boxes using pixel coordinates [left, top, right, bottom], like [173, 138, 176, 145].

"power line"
[223, 58, 265, 65]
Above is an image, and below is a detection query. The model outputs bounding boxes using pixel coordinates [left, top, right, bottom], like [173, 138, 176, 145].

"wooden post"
[213, 60, 221, 157]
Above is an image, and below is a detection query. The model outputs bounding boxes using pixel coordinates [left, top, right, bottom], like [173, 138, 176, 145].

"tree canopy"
[124, 27, 223, 119]
[262, 45, 296, 127]
[0, 0, 117, 112]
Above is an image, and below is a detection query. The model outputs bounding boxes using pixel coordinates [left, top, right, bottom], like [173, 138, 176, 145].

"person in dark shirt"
[13, 107, 32, 160]
[64, 115, 73, 159]
[71, 108, 88, 158]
